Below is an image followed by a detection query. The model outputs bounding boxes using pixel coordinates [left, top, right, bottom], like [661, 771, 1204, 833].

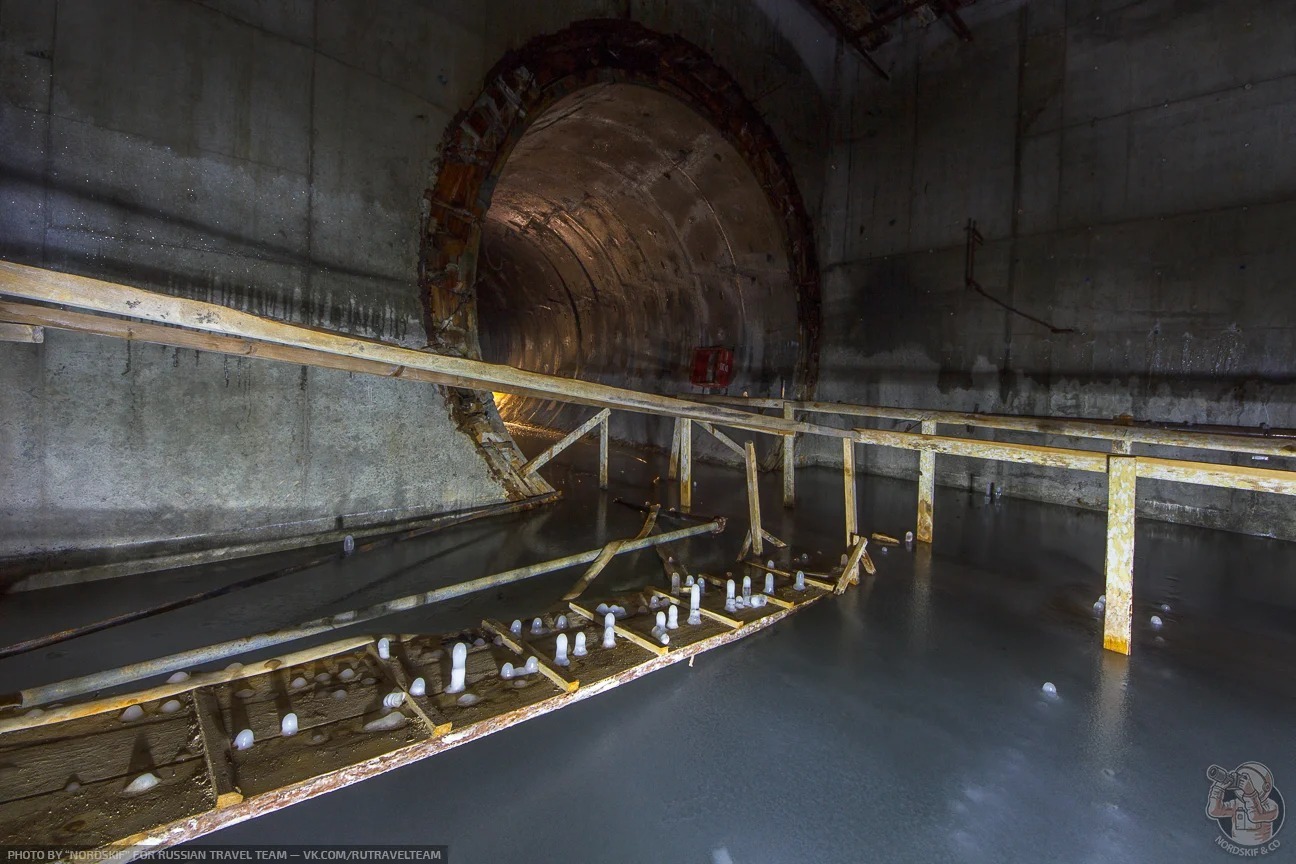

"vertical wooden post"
[781, 402, 796, 508]
[598, 413, 609, 490]
[679, 418, 692, 512]
[1103, 455, 1136, 655]
[746, 440, 763, 557]
[917, 419, 936, 543]
[667, 417, 681, 481]
[843, 437, 857, 548]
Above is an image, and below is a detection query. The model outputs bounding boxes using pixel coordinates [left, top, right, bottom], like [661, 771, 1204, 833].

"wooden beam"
[561, 507, 660, 601]
[598, 412, 609, 490]
[0, 263, 856, 440]
[745, 441, 763, 558]
[1136, 457, 1296, 496]
[648, 588, 742, 629]
[193, 689, 244, 809]
[835, 536, 869, 595]
[366, 642, 454, 734]
[843, 438, 857, 548]
[697, 420, 746, 457]
[917, 419, 936, 543]
[679, 418, 693, 512]
[521, 409, 610, 476]
[667, 418, 681, 481]
[0, 322, 42, 343]
[854, 427, 1109, 472]
[1103, 456, 1136, 655]
[782, 402, 796, 508]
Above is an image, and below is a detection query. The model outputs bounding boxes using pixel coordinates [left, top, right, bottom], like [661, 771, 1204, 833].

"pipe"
[5, 518, 725, 710]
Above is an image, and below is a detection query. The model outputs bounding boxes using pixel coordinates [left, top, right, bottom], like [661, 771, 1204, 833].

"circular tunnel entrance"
[423, 21, 820, 451]
[478, 83, 798, 439]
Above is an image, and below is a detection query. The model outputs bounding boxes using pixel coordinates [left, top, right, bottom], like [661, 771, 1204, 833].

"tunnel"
[475, 83, 802, 443]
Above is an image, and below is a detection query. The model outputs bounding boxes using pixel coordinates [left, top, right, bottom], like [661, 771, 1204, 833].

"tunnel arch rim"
[421, 18, 821, 400]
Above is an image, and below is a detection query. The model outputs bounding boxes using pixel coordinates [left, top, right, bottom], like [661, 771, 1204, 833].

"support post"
[668, 418, 681, 480]
[679, 418, 692, 512]
[782, 402, 796, 508]
[843, 437, 857, 548]
[599, 412, 609, 490]
[746, 440, 763, 557]
[1103, 456, 1136, 655]
[917, 419, 936, 543]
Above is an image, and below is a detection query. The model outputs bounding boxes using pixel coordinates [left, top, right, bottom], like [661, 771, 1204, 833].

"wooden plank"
[521, 409, 610, 475]
[562, 507, 659, 601]
[1136, 457, 1296, 496]
[782, 402, 796, 508]
[679, 418, 693, 512]
[835, 536, 869, 595]
[480, 620, 579, 693]
[843, 438, 857, 548]
[689, 393, 1296, 459]
[853, 427, 1110, 472]
[569, 602, 669, 656]
[746, 441, 763, 558]
[1103, 456, 1136, 655]
[917, 419, 935, 544]
[667, 417, 681, 481]
[697, 420, 746, 457]
[0, 266, 853, 441]
[193, 689, 244, 808]
[598, 412, 609, 490]
[0, 322, 42, 343]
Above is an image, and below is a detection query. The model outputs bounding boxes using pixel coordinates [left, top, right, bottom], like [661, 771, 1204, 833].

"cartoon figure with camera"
[1206, 762, 1284, 849]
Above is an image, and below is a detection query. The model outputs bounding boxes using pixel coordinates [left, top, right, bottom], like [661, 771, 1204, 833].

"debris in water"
[166, 671, 190, 684]
[766, 560, 775, 569]
[794, 570, 806, 591]
[290, 676, 308, 689]
[1041, 682, 1058, 698]
[315, 672, 331, 684]
[473, 637, 486, 647]
[905, 531, 914, 549]
[523, 656, 539, 674]
[531, 617, 544, 635]
[511, 619, 522, 636]
[1093, 601, 1105, 616]
[160, 699, 182, 714]
[685, 575, 695, 587]
[667, 605, 679, 630]
[383, 691, 405, 709]
[446, 643, 467, 694]
[339, 668, 355, 681]
[764, 573, 774, 594]
[363, 712, 407, 732]
[333, 689, 347, 700]
[281, 712, 299, 737]
[234, 729, 255, 750]
[120, 705, 144, 722]
[671, 573, 681, 595]
[602, 613, 617, 649]
[573, 631, 588, 657]
[555, 633, 570, 667]
[595, 603, 610, 616]
[456, 693, 480, 706]
[725, 579, 737, 613]
[1150, 615, 1163, 629]
[362, 677, 376, 686]
[122, 772, 161, 795]
[500, 662, 515, 680]
[235, 689, 254, 699]
[1160, 603, 1171, 614]
[750, 596, 767, 608]
[555, 614, 568, 630]
[410, 677, 426, 697]
[377, 638, 391, 660]
[64, 779, 81, 793]
[311, 732, 326, 744]
[688, 584, 702, 626]
[343, 534, 355, 555]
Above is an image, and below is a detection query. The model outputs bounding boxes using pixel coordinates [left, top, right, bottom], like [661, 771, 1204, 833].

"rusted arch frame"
[420, 19, 822, 400]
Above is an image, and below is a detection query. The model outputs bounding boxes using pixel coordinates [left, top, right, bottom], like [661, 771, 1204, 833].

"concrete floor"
[2, 435, 1293, 862]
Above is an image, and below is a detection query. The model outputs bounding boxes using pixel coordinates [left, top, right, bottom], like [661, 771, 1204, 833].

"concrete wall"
[806, 0, 1296, 539]
[0, 0, 834, 581]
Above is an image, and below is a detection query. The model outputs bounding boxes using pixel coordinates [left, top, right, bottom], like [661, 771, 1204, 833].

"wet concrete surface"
[2, 432, 1294, 862]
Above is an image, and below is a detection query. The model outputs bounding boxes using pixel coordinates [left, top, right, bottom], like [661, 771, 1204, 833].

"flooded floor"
[2, 432, 1293, 862]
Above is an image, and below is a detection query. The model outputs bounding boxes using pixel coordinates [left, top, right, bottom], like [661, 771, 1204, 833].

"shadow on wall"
[0, 165, 421, 343]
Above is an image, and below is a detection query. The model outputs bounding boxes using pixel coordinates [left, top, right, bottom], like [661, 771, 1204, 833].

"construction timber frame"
[686, 393, 1296, 656]
[3, 257, 1295, 656]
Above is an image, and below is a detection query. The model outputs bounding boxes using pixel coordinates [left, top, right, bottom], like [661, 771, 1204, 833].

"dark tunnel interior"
[475, 83, 802, 445]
